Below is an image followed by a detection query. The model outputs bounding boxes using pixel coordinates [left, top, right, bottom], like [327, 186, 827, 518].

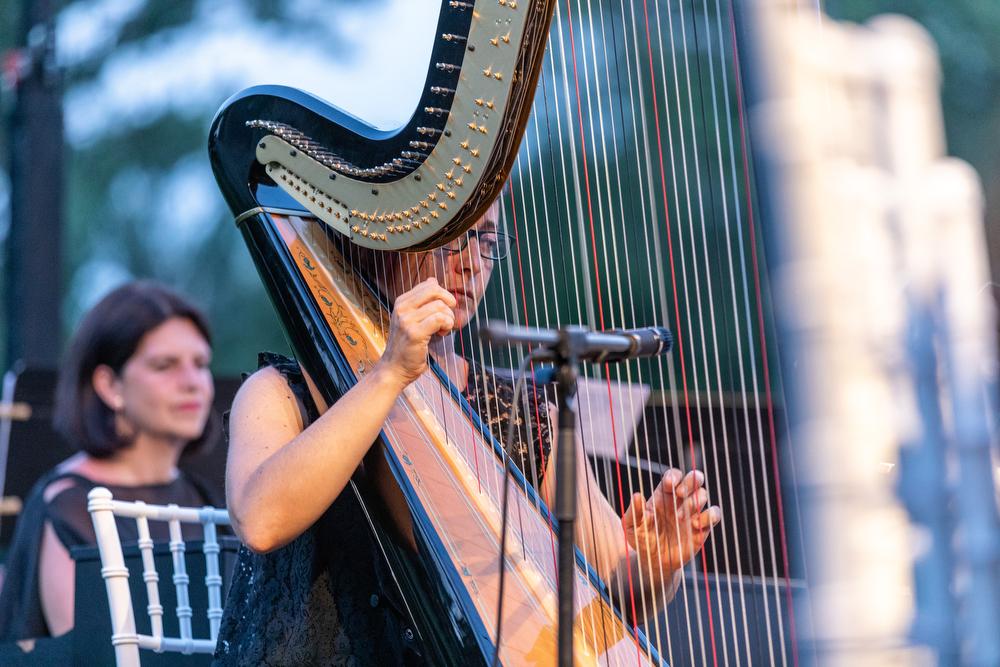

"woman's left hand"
[621, 469, 722, 577]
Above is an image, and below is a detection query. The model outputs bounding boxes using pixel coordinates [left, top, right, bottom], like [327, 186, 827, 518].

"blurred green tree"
[1, 0, 997, 378]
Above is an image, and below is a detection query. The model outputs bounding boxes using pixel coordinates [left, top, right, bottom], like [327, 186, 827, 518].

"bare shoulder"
[230, 365, 305, 437]
[235, 365, 293, 402]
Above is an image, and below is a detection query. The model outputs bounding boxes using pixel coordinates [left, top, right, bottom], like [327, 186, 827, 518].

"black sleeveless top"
[213, 353, 552, 666]
[0, 468, 217, 640]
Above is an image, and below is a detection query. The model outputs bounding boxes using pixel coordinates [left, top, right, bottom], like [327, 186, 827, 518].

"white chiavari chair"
[86, 486, 231, 667]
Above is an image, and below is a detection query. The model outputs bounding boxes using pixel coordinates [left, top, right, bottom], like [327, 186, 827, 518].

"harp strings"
[559, 0, 655, 648]
[504, 0, 645, 658]
[618, 0, 691, 654]
[721, 2, 802, 663]
[652, 10, 724, 658]
[316, 0, 806, 662]
[706, 2, 786, 662]
[654, 2, 735, 662]
[496, 0, 801, 663]
[632, 4, 707, 662]
[596, 0, 681, 656]
[663, 1, 762, 661]
[670, 1, 750, 662]
[576, 0, 691, 652]
[708, 3, 800, 664]
[702, 0, 754, 654]
[512, 0, 651, 656]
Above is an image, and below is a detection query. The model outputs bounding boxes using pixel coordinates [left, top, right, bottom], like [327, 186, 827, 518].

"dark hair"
[53, 280, 218, 458]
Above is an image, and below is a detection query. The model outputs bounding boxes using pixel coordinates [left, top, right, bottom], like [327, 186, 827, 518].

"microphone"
[480, 322, 673, 365]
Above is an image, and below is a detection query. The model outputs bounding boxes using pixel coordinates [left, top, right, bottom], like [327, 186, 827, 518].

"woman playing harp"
[214, 201, 721, 665]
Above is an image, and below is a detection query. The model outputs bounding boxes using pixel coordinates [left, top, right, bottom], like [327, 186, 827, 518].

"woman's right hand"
[377, 277, 457, 389]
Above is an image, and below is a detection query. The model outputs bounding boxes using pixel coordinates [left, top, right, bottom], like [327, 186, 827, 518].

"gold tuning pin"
[490, 37, 499, 46]
[502, 31, 511, 43]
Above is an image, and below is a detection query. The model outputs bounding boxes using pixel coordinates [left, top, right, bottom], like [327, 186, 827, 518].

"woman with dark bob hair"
[0, 280, 221, 640]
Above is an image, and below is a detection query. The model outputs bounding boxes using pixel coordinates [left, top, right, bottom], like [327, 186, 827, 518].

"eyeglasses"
[440, 230, 511, 261]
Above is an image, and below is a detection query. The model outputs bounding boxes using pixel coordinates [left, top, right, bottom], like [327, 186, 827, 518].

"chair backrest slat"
[201, 516, 224, 641]
[87, 486, 232, 666]
[167, 513, 194, 649]
[133, 510, 164, 640]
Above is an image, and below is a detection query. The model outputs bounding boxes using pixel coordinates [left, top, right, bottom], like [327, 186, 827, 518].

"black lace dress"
[213, 353, 551, 666]
[464, 359, 553, 488]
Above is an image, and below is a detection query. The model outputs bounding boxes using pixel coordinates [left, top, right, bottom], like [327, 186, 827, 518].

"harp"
[208, 0, 1000, 665]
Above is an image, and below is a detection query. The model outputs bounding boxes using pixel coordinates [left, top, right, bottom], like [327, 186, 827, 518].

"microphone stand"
[482, 320, 670, 665]
[552, 328, 584, 667]
[483, 324, 596, 667]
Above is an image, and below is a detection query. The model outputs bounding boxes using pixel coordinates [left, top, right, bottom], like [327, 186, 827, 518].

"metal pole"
[5, 0, 63, 368]
[554, 331, 580, 667]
